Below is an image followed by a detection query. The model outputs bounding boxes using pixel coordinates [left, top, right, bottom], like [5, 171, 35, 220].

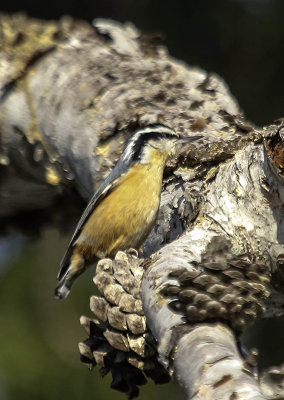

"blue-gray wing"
[59, 158, 127, 275]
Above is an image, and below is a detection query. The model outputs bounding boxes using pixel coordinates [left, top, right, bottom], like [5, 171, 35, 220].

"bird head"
[121, 124, 202, 164]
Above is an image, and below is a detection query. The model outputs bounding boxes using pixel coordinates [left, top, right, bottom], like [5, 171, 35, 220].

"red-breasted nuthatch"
[55, 124, 201, 299]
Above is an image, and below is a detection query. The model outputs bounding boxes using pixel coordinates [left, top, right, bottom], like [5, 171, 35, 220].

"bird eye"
[149, 142, 159, 150]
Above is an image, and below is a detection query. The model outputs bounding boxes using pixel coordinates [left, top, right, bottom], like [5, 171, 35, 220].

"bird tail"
[54, 278, 72, 300]
[54, 251, 86, 300]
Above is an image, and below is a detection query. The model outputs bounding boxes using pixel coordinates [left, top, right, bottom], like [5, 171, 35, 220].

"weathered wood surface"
[1, 13, 284, 399]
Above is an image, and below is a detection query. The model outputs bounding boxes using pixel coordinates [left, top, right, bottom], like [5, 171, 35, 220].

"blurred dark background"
[0, 1, 284, 399]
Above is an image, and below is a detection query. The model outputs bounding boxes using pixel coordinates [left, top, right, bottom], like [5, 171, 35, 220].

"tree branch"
[1, 13, 284, 399]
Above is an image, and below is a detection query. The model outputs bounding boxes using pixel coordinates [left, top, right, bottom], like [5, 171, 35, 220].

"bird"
[55, 124, 201, 299]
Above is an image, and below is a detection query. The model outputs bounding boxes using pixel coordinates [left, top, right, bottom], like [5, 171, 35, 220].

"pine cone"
[162, 238, 271, 331]
[78, 250, 170, 399]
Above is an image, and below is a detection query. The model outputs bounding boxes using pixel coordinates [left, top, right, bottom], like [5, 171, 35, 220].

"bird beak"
[171, 135, 202, 158]
[178, 135, 203, 144]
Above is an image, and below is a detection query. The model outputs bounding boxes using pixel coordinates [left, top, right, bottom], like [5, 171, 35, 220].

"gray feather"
[59, 157, 128, 275]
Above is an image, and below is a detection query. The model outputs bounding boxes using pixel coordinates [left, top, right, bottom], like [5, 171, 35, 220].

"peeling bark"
[1, 13, 284, 400]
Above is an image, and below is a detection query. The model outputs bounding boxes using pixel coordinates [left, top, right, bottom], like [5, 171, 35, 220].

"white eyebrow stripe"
[121, 125, 176, 162]
[134, 125, 175, 135]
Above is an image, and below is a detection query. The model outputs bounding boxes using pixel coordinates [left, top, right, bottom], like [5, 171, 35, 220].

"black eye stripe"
[131, 131, 174, 160]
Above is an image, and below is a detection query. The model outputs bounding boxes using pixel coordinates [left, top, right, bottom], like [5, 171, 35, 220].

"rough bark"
[1, 13, 284, 400]
[0, 13, 256, 215]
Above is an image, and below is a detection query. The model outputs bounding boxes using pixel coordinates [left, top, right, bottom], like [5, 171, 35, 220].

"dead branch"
[1, 13, 284, 399]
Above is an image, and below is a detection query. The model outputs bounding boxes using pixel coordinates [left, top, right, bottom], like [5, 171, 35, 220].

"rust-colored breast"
[76, 161, 165, 259]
